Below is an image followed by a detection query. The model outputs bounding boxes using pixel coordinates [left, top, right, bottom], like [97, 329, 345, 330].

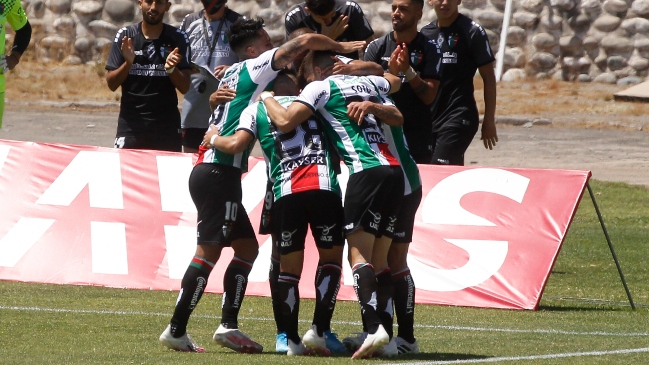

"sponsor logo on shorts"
[368, 210, 381, 230]
[280, 229, 297, 247]
[316, 224, 336, 242]
[222, 222, 232, 238]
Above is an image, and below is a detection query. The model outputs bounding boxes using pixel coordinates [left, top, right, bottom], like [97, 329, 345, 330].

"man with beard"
[421, 0, 498, 165]
[106, 0, 192, 152]
[284, 0, 374, 59]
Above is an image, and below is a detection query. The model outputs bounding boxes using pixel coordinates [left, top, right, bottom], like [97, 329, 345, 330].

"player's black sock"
[278, 272, 301, 344]
[312, 262, 342, 335]
[393, 268, 416, 342]
[170, 256, 214, 337]
[376, 268, 394, 338]
[269, 256, 285, 334]
[352, 263, 381, 334]
[220, 257, 253, 329]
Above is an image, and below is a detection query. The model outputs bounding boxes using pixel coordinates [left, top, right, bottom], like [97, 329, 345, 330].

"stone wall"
[14, 0, 649, 84]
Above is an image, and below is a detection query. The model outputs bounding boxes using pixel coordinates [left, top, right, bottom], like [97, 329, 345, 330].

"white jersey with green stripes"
[295, 74, 400, 175]
[195, 48, 280, 171]
[383, 125, 422, 195]
[238, 96, 341, 200]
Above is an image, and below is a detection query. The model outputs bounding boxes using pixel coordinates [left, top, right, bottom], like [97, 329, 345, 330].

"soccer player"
[0, 0, 31, 129]
[106, 0, 192, 152]
[179, 0, 241, 153]
[355, 0, 441, 355]
[158, 18, 364, 354]
[261, 50, 404, 359]
[203, 71, 345, 356]
[285, 0, 374, 59]
[421, 0, 498, 165]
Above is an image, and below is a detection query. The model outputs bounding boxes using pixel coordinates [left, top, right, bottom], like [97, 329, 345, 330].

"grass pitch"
[1, 180, 648, 364]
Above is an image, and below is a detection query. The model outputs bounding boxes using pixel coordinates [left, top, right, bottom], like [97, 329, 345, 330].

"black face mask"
[203, 0, 227, 15]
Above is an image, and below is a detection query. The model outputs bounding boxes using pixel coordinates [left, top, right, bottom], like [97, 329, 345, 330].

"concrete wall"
[15, 0, 649, 84]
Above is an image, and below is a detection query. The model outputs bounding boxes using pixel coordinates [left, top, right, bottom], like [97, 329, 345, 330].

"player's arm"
[479, 62, 498, 150]
[382, 73, 402, 94]
[6, 21, 31, 70]
[203, 125, 254, 154]
[261, 93, 313, 133]
[332, 58, 384, 76]
[106, 35, 134, 91]
[388, 44, 437, 104]
[347, 101, 403, 126]
[271, 33, 365, 70]
[165, 47, 191, 94]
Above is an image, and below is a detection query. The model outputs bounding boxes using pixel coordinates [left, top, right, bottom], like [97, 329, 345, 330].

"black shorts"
[258, 180, 274, 235]
[431, 122, 479, 166]
[114, 131, 182, 152]
[392, 187, 422, 244]
[343, 166, 404, 238]
[273, 190, 344, 255]
[182, 127, 208, 150]
[189, 163, 256, 246]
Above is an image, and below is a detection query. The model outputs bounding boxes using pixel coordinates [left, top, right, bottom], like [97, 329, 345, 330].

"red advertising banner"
[0, 140, 590, 310]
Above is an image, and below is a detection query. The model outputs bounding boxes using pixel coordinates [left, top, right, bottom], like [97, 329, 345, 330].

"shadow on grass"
[397, 352, 489, 361]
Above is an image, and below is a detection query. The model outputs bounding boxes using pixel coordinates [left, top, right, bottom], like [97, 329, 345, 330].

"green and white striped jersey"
[196, 48, 280, 171]
[382, 125, 422, 195]
[295, 74, 400, 175]
[238, 96, 341, 200]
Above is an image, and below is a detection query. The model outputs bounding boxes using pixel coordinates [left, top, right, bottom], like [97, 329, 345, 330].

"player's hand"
[347, 100, 374, 125]
[388, 44, 409, 76]
[165, 47, 182, 71]
[321, 15, 349, 40]
[121, 36, 135, 65]
[213, 64, 229, 79]
[338, 41, 366, 54]
[209, 84, 236, 109]
[332, 57, 352, 75]
[481, 117, 498, 150]
[202, 124, 220, 147]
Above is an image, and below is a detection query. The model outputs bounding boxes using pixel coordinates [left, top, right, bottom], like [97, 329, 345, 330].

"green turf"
[1, 180, 647, 364]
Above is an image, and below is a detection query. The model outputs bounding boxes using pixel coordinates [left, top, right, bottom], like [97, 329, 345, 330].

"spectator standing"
[106, 0, 191, 152]
[0, 0, 31, 128]
[285, 0, 374, 59]
[179, 0, 241, 153]
[420, 0, 498, 165]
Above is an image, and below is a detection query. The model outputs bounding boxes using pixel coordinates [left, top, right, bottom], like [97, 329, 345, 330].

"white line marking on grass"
[382, 347, 649, 365]
[1, 305, 648, 338]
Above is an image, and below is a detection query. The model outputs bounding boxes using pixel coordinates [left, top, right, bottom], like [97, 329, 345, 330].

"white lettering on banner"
[164, 225, 197, 279]
[156, 156, 196, 213]
[408, 239, 508, 292]
[248, 236, 273, 282]
[422, 168, 530, 226]
[413, 168, 530, 291]
[0, 145, 9, 173]
[36, 151, 124, 209]
[0, 218, 54, 267]
[91, 222, 128, 275]
[240, 161, 268, 213]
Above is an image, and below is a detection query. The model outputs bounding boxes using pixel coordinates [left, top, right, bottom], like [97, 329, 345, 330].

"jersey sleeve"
[336, 55, 354, 64]
[367, 75, 396, 107]
[236, 103, 259, 138]
[284, 6, 303, 38]
[246, 48, 280, 84]
[469, 22, 495, 67]
[175, 28, 192, 70]
[105, 27, 127, 71]
[7, 0, 28, 31]
[420, 38, 442, 80]
[296, 80, 330, 112]
[363, 38, 382, 64]
[346, 1, 374, 40]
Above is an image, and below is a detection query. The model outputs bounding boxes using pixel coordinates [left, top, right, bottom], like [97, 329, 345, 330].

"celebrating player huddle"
[157, 0, 497, 359]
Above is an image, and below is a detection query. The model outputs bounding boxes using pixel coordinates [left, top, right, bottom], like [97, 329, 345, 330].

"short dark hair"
[311, 50, 337, 69]
[305, 0, 335, 15]
[228, 18, 265, 57]
[410, 0, 424, 8]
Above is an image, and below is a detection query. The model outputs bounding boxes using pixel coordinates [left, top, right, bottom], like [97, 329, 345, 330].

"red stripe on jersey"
[289, 164, 322, 193]
[378, 143, 399, 166]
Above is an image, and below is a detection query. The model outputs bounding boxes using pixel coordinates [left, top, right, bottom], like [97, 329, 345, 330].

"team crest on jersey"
[160, 45, 173, 60]
[222, 222, 232, 238]
[448, 34, 459, 49]
[410, 51, 423, 66]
